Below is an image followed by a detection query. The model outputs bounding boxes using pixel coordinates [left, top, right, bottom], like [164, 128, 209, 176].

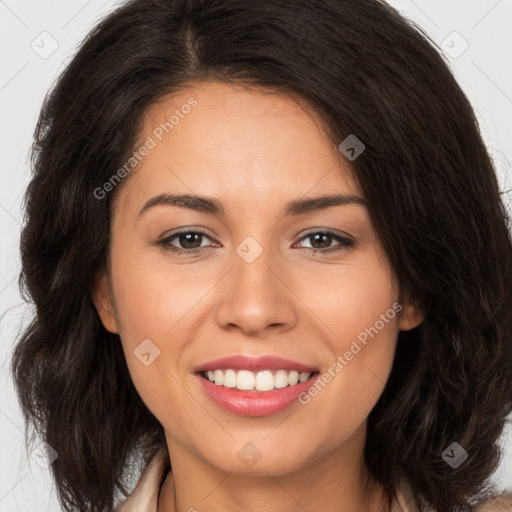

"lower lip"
[195, 373, 319, 416]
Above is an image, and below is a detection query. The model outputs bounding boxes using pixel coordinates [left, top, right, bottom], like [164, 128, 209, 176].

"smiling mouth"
[198, 368, 320, 393]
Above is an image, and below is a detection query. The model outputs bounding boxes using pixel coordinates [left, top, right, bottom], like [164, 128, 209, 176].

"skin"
[93, 81, 423, 512]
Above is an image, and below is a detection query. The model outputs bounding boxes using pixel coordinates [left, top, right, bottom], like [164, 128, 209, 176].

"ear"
[91, 270, 119, 334]
[398, 295, 424, 331]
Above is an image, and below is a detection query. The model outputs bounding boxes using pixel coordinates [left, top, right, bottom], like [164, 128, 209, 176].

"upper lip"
[193, 355, 319, 374]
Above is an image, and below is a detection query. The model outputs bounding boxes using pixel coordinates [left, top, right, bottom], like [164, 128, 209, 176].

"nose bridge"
[214, 234, 296, 335]
[234, 235, 274, 296]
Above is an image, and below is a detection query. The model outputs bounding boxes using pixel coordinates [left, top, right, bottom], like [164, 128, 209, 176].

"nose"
[214, 243, 298, 337]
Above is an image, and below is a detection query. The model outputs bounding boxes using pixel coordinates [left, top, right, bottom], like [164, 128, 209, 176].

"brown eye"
[157, 230, 216, 256]
[297, 231, 355, 252]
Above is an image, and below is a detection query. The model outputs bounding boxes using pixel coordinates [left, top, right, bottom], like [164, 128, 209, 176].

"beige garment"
[113, 447, 512, 512]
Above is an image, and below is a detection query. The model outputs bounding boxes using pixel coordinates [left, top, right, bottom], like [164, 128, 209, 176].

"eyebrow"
[138, 193, 367, 218]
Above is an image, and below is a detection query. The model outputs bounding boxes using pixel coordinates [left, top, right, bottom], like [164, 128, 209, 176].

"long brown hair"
[11, 0, 512, 510]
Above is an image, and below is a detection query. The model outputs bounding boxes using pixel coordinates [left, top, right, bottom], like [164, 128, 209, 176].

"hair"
[10, 0, 512, 510]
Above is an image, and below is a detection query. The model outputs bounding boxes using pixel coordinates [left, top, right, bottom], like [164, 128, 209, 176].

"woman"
[11, 0, 512, 511]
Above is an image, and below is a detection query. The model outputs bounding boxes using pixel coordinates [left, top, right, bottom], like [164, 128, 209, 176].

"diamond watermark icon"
[134, 338, 161, 366]
[441, 31, 469, 60]
[442, 441, 468, 469]
[31, 31, 59, 59]
[338, 134, 365, 161]
[237, 442, 262, 468]
[236, 236, 263, 264]
[31, 442, 58, 469]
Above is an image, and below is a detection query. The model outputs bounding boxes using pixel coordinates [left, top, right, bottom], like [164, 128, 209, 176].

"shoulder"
[395, 479, 512, 512]
[473, 494, 512, 511]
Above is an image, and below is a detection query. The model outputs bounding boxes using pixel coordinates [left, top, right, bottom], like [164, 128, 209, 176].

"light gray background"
[1, 0, 511, 510]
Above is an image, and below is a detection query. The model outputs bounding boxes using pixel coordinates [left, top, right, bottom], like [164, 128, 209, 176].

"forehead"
[113, 81, 361, 217]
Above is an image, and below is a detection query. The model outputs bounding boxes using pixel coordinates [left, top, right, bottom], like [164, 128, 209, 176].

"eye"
[295, 230, 355, 253]
[156, 230, 217, 256]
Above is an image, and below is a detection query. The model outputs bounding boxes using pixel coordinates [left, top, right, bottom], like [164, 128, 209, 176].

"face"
[93, 80, 421, 477]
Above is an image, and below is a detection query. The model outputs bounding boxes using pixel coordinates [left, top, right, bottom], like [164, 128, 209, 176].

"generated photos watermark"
[298, 302, 403, 404]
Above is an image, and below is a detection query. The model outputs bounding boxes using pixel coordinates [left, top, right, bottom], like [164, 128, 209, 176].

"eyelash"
[155, 229, 355, 257]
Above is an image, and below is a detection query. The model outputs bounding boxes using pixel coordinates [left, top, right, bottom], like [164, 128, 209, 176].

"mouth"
[193, 355, 320, 416]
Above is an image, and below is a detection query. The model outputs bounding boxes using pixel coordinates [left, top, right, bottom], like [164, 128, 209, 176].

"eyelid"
[297, 227, 354, 240]
[158, 225, 218, 240]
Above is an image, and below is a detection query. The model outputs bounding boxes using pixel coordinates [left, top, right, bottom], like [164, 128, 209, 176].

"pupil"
[312, 233, 331, 249]
[181, 233, 201, 249]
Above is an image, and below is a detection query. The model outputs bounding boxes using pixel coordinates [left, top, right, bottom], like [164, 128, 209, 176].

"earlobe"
[91, 271, 119, 334]
[398, 302, 424, 331]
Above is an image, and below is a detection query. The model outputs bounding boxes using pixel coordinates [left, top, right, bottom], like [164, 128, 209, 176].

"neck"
[158, 426, 390, 512]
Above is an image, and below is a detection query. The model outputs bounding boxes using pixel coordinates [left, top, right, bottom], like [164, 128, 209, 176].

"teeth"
[274, 369, 290, 388]
[298, 372, 310, 383]
[287, 370, 299, 386]
[213, 369, 224, 385]
[223, 369, 237, 388]
[203, 369, 313, 392]
[255, 370, 273, 391]
[238, 370, 255, 390]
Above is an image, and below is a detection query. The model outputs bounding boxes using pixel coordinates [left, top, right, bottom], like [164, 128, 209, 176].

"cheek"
[301, 248, 399, 348]
[107, 239, 215, 418]
[295, 253, 400, 430]
[334, 264, 400, 396]
[108, 235, 209, 342]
